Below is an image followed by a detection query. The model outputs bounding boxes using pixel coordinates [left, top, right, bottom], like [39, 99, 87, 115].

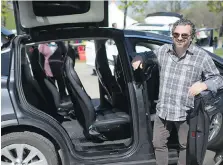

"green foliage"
[1, 1, 11, 26]
[119, 0, 148, 14]
[118, 0, 148, 28]
[207, 1, 223, 13]
[6, 11, 16, 30]
[214, 48, 223, 57]
[207, 1, 223, 38]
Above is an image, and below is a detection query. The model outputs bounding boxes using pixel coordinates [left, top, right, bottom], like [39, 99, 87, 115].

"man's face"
[172, 25, 192, 49]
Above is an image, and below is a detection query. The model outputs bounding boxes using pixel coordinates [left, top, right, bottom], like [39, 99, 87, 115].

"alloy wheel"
[1, 143, 48, 165]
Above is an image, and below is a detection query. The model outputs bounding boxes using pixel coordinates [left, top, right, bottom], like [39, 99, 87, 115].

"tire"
[1, 131, 59, 165]
[208, 113, 223, 150]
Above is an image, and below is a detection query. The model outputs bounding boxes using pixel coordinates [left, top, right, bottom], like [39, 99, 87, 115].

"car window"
[136, 45, 151, 53]
[1, 50, 11, 76]
[146, 30, 171, 37]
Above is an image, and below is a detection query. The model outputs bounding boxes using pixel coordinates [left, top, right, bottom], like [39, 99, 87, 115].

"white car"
[127, 12, 182, 37]
[196, 28, 215, 53]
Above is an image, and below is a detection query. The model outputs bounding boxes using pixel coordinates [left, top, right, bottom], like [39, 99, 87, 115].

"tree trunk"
[123, 1, 128, 29]
[217, 15, 223, 48]
[219, 15, 223, 37]
[2, 16, 7, 27]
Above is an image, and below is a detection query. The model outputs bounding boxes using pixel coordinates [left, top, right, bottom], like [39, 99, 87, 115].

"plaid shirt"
[140, 44, 223, 121]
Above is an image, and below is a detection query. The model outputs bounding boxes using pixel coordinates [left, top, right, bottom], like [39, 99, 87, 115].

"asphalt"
[75, 61, 218, 165]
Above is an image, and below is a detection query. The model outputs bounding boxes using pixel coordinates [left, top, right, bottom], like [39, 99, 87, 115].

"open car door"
[13, 1, 108, 35]
[187, 94, 210, 165]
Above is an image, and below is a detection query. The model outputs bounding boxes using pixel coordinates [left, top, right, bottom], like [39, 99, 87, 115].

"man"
[132, 19, 223, 165]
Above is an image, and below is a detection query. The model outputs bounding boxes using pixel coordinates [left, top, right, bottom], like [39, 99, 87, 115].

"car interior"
[20, 39, 133, 155]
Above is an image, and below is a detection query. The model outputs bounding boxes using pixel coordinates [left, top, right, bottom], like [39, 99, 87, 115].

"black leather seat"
[22, 50, 49, 112]
[95, 44, 128, 112]
[95, 44, 118, 103]
[28, 47, 73, 116]
[64, 56, 130, 141]
[44, 77, 73, 115]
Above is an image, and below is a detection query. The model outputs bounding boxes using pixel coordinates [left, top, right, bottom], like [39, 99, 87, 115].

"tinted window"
[32, 1, 91, 16]
[1, 50, 11, 76]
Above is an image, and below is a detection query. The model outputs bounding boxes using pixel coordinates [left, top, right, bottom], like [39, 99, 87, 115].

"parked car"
[196, 28, 216, 53]
[2, 1, 223, 165]
[127, 12, 182, 37]
[1, 26, 15, 50]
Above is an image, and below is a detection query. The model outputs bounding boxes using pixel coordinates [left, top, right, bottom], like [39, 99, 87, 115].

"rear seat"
[26, 46, 74, 116]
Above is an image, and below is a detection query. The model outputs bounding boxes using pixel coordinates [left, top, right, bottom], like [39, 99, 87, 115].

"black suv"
[1, 1, 223, 165]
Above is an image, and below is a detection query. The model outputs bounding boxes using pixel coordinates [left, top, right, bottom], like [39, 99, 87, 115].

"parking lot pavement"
[203, 150, 216, 165]
[75, 61, 100, 106]
[75, 61, 217, 165]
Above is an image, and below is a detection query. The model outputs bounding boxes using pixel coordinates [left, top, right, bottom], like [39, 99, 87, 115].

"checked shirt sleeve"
[202, 53, 223, 93]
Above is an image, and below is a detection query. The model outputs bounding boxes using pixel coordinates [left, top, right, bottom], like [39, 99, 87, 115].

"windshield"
[145, 30, 171, 36]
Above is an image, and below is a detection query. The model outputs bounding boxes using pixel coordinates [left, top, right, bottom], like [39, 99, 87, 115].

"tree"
[183, 2, 221, 28]
[118, 0, 148, 28]
[1, 1, 11, 27]
[147, 1, 191, 14]
[207, 1, 223, 37]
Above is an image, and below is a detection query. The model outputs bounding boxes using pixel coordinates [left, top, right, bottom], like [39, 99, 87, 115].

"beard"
[174, 39, 190, 49]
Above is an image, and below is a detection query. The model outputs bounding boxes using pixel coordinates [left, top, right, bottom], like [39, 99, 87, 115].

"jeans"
[153, 116, 189, 165]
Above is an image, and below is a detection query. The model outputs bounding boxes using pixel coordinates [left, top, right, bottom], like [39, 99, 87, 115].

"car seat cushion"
[92, 109, 130, 132]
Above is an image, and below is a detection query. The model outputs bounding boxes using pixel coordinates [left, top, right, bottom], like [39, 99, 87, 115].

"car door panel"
[204, 89, 223, 116]
[187, 95, 210, 165]
[13, 1, 108, 35]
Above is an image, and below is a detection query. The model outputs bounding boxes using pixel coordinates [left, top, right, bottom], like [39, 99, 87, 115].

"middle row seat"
[27, 46, 74, 116]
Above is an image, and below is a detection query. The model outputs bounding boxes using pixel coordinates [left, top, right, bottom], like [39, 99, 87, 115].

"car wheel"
[208, 113, 223, 150]
[1, 132, 59, 165]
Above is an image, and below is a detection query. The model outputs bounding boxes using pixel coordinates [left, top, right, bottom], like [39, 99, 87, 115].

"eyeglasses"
[172, 32, 191, 39]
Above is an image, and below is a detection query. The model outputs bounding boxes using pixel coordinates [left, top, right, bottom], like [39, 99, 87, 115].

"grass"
[214, 48, 223, 57]
[5, 11, 16, 30]
[213, 30, 219, 38]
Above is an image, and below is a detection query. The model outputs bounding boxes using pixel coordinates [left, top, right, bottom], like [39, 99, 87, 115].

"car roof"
[146, 12, 183, 18]
[197, 28, 216, 32]
[123, 29, 172, 42]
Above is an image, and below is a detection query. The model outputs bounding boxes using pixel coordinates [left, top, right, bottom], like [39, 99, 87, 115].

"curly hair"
[171, 18, 196, 39]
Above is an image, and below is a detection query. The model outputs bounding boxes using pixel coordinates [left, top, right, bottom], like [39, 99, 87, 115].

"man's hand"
[188, 82, 208, 96]
[131, 55, 143, 70]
